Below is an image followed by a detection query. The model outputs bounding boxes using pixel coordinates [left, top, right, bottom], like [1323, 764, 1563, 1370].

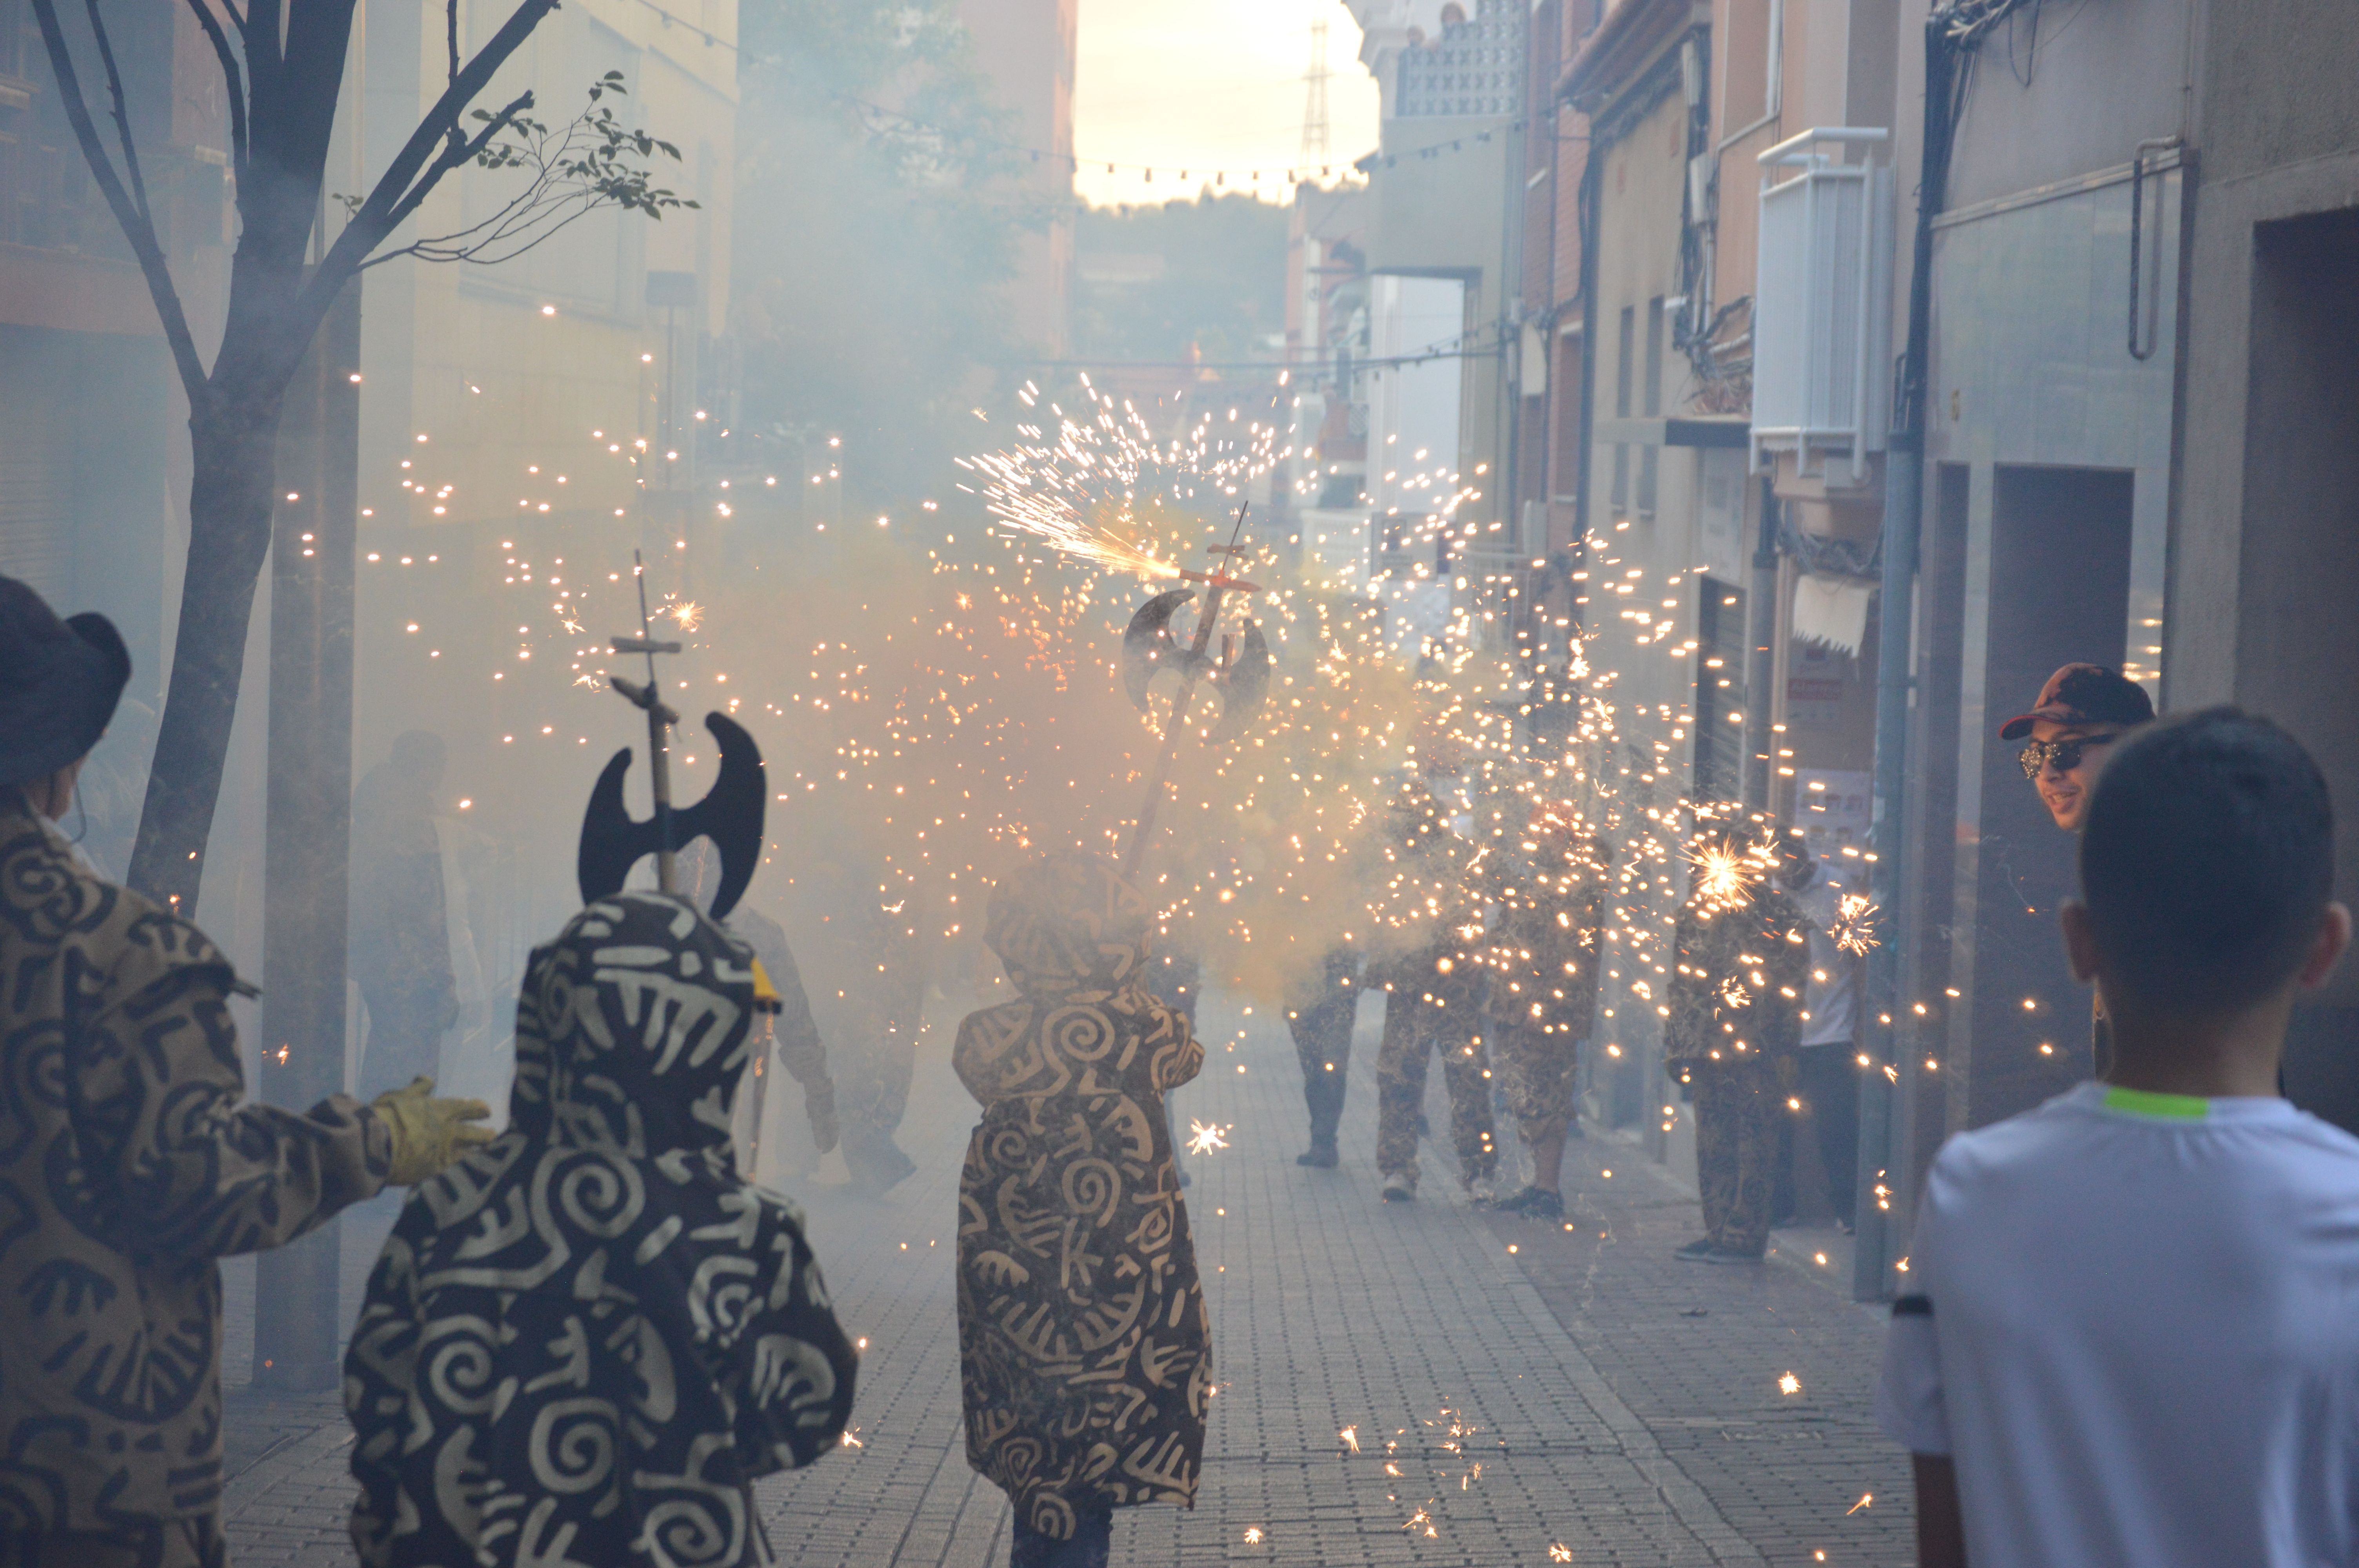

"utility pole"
[253, 277, 361, 1392]
[1301, 18, 1331, 169]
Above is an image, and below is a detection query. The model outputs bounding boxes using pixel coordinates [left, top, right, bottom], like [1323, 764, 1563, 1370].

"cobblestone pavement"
[217, 993, 1911, 1566]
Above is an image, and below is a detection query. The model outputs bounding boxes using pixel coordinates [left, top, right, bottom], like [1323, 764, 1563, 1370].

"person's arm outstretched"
[71, 934, 391, 1259]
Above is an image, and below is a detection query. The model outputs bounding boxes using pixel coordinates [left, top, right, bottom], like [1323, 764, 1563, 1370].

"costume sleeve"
[724, 1204, 860, 1474]
[1149, 999, 1204, 1093]
[70, 931, 390, 1262]
[1875, 1178, 1952, 1455]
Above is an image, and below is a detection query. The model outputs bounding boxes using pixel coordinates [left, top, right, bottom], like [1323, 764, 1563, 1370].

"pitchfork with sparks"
[1120, 503, 1273, 875]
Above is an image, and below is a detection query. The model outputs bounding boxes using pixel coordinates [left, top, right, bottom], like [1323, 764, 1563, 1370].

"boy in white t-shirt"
[1878, 708, 2357, 1568]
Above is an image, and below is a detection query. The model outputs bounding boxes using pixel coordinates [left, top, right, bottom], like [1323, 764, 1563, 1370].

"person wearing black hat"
[0, 574, 493, 1567]
[2000, 662, 2157, 1080]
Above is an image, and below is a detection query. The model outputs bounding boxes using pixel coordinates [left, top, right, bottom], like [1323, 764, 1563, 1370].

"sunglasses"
[2017, 733, 2116, 780]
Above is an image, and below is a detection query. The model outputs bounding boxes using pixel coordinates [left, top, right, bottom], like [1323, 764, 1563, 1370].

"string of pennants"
[614, 0, 1534, 191]
[843, 94, 1534, 190]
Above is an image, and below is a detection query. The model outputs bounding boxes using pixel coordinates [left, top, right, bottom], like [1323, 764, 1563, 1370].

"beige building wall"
[355, 0, 738, 537]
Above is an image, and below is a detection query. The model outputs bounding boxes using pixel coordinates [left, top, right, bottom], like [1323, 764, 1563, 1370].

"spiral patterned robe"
[954, 855, 1210, 1539]
[0, 800, 389, 1545]
[344, 893, 858, 1568]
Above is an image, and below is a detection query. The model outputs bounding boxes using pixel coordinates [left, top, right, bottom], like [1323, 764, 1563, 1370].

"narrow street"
[216, 993, 1908, 1567]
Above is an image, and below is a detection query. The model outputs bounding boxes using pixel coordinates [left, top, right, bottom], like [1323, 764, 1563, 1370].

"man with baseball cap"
[2000, 663, 2156, 833]
[1999, 662, 2155, 1079]
[0, 573, 490, 1567]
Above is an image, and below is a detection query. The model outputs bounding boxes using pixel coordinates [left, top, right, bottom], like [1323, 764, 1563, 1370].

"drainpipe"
[1854, 15, 1957, 1305]
[1745, 481, 1779, 811]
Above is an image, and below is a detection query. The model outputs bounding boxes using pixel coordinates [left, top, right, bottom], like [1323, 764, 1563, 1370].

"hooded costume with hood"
[344, 891, 857, 1568]
[954, 854, 1210, 1540]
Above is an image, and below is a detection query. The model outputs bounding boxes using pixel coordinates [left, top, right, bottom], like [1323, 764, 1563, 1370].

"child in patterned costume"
[344, 891, 859, 1567]
[954, 853, 1211, 1568]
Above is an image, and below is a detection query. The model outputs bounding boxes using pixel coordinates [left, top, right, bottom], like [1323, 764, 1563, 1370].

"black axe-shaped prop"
[575, 551, 768, 922]
[577, 709, 767, 920]
[1123, 589, 1273, 744]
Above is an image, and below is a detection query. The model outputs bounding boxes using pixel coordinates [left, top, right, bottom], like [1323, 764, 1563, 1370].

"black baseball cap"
[1998, 663, 2155, 742]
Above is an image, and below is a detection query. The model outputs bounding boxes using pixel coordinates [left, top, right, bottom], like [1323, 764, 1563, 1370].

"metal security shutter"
[0, 342, 69, 600]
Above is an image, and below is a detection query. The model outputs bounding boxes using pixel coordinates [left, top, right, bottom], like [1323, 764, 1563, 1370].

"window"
[1616, 305, 1635, 418]
[1644, 296, 1665, 416]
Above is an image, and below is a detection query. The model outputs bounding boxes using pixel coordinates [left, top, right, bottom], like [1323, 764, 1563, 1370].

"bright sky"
[1071, 0, 1381, 208]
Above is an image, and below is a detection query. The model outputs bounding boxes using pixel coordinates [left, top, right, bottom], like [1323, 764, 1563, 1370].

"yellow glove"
[371, 1076, 494, 1186]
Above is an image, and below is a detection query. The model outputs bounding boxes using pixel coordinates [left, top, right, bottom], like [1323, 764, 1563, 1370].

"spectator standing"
[1787, 850, 1863, 1229]
[1999, 662, 2155, 1076]
[0, 575, 487, 1568]
[1664, 833, 1810, 1262]
[1881, 710, 2355, 1567]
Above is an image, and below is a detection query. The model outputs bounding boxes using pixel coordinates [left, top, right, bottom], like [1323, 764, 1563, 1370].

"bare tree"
[30, 0, 694, 907]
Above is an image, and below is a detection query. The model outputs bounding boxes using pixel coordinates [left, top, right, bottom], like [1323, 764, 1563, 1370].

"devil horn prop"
[1207, 619, 1274, 744]
[576, 711, 768, 919]
[1122, 588, 1198, 710]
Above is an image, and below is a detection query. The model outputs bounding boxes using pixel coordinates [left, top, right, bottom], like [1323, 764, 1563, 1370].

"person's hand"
[371, 1076, 494, 1185]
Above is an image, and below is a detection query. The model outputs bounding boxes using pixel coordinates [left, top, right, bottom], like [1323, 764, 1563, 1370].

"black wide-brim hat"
[0, 573, 131, 790]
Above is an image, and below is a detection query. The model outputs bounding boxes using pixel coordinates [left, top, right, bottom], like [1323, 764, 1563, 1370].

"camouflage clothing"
[1483, 829, 1607, 1143]
[1690, 1058, 1779, 1255]
[0, 801, 390, 1541]
[1663, 885, 1811, 1072]
[1666, 880, 1809, 1258]
[1287, 949, 1360, 1149]
[1372, 955, 1497, 1187]
[1366, 772, 1497, 1186]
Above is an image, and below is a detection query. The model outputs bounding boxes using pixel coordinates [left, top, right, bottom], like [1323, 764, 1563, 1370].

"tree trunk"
[127, 385, 288, 909]
[254, 283, 360, 1391]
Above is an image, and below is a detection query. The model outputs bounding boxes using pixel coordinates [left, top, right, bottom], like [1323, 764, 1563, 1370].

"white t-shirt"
[1878, 1082, 2359, 1568]
[1794, 879, 1857, 1048]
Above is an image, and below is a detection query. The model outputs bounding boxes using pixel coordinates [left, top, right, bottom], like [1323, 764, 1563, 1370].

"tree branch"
[294, 0, 559, 324]
[82, 0, 151, 222]
[180, 0, 249, 177]
[382, 89, 531, 235]
[27, 0, 209, 402]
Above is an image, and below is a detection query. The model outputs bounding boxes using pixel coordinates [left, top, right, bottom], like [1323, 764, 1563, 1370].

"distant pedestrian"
[954, 855, 1210, 1568]
[350, 730, 458, 1099]
[1881, 709, 2354, 1567]
[1664, 831, 1809, 1262]
[1287, 946, 1361, 1167]
[1785, 849, 1863, 1230]
[2001, 662, 2155, 1077]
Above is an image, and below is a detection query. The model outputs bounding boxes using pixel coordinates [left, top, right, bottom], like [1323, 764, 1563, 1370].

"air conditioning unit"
[1750, 128, 1894, 484]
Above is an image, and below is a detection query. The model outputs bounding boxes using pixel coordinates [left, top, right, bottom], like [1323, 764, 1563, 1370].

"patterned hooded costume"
[345, 891, 858, 1568]
[954, 854, 1210, 1540]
